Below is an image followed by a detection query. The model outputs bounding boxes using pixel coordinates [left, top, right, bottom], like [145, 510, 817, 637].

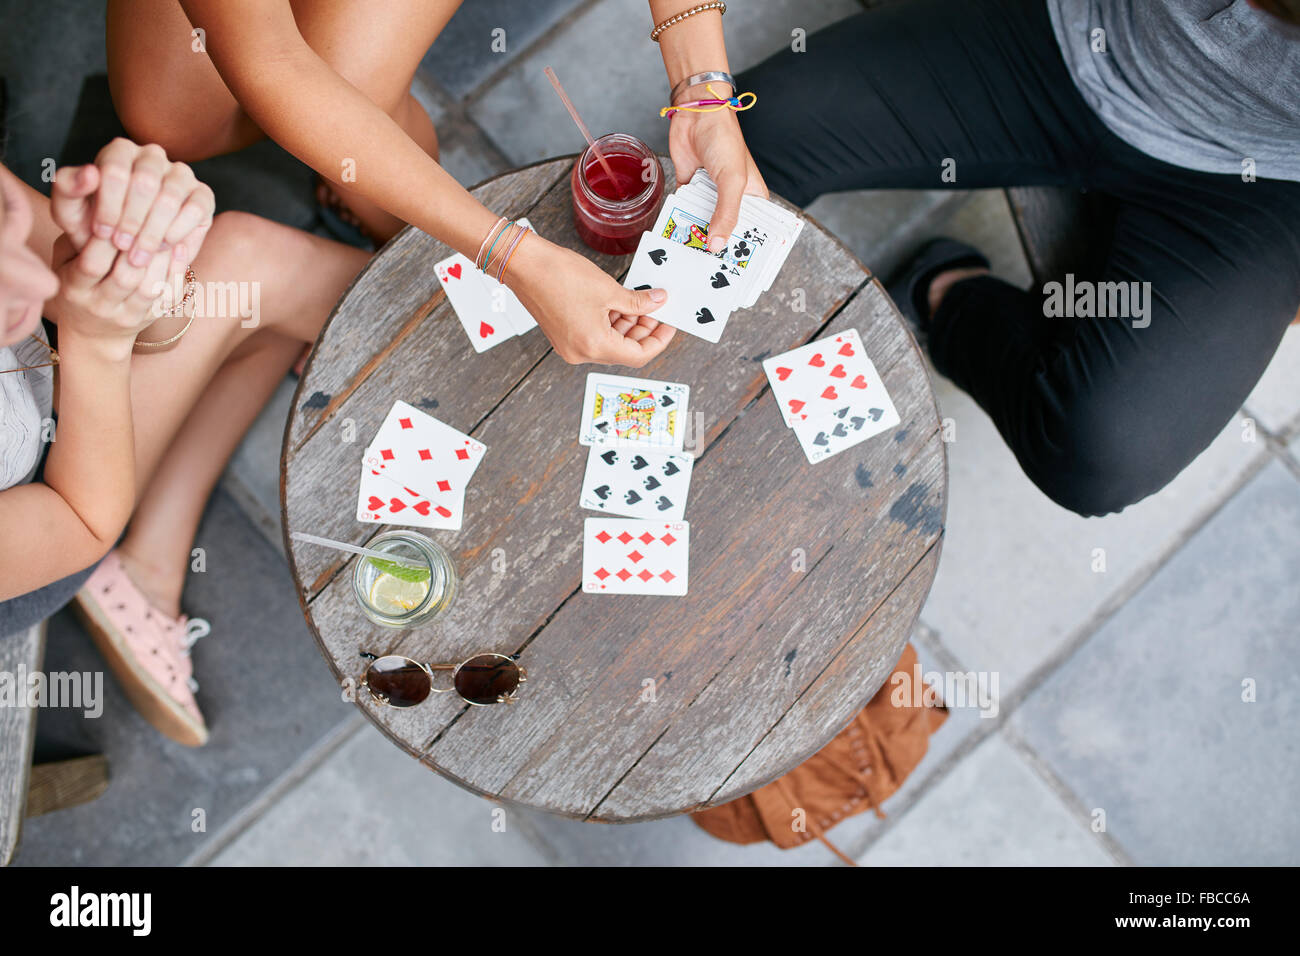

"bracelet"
[651, 2, 726, 42]
[496, 224, 531, 283]
[134, 267, 198, 352]
[480, 219, 516, 274]
[474, 216, 507, 271]
[669, 69, 735, 105]
[661, 83, 756, 118]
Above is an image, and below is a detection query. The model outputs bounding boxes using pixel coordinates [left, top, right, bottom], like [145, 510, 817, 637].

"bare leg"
[117, 331, 302, 616]
[112, 211, 370, 613]
[108, 0, 461, 237]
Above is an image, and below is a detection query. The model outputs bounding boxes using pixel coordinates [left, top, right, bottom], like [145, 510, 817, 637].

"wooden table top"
[281, 156, 947, 822]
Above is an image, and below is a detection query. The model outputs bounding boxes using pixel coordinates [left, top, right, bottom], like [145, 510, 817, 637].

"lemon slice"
[368, 572, 431, 615]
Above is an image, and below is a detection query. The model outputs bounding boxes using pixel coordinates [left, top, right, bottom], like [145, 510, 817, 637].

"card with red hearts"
[356, 401, 487, 531]
[435, 218, 538, 353]
[356, 463, 461, 529]
[762, 328, 885, 429]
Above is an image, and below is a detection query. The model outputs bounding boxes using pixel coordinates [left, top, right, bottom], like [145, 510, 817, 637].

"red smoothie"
[571, 134, 664, 256]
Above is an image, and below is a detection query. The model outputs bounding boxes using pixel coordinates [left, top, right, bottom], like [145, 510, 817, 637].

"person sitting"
[0, 139, 370, 745]
[736, 0, 1300, 516]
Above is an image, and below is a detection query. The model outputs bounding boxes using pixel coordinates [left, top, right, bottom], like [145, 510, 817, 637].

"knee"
[1019, 395, 1170, 518]
[112, 86, 227, 163]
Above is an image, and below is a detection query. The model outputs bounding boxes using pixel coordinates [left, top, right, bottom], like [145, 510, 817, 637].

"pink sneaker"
[73, 551, 211, 747]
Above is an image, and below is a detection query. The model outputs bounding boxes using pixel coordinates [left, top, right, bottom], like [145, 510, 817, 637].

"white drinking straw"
[290, 531, 424, 568]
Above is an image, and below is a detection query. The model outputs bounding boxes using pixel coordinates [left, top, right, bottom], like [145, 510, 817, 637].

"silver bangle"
[670, 70, 736, 104]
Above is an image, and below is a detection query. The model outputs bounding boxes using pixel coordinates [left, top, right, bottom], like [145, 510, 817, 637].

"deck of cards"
[762, 328, 901, 464]
[576, 372, 693, 597]
[623, 171, 803, 343]
[357, 401, 486, 531]
[436, 217, 539, 353]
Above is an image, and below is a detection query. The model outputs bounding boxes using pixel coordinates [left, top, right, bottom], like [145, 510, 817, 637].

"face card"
[582, 518, 689, 596]
[623, 232, 737, 343]
[763, 329, 883, 428]
[578, 373, 690, 450]
[357, 463, 462, 529]
[364, 401, 486, 497]
[579, 446, 694, 521]
[792, 395, 901, 464]
[436, 253, 514, 352]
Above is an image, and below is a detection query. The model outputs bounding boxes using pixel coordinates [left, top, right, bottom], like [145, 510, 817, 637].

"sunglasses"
[359, 651, 526, 707]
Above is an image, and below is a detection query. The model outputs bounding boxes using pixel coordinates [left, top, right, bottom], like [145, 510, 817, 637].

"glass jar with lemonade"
[351, 531, 457, 627]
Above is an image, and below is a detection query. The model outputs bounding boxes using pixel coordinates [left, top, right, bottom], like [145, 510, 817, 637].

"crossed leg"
[111, 211, 370, 614]
[106, 0, 464, 239]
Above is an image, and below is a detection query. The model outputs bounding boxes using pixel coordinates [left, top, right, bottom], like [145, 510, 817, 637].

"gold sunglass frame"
[359, 651, 527, 707]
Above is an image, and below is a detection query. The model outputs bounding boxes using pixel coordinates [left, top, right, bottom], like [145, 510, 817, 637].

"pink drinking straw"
[544, 66, 626, 199]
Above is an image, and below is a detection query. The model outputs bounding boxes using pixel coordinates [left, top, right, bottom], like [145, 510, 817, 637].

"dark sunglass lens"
[454, 655, 520, 705]
[366, 657, 431, 707]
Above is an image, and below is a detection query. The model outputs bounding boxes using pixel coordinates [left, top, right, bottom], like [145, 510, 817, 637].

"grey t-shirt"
[1047, 0, 1300, 181]
[0, 326, 54, 489]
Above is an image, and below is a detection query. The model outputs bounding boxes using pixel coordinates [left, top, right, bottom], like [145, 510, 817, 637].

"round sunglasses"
[359, 651, 526, 707]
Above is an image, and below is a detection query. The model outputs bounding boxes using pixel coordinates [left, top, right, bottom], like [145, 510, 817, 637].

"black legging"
[737, 0, 1300, 516]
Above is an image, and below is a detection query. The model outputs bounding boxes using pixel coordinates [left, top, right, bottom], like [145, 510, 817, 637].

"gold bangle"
[651, 1, 726, 42]
[134, 267, 198, 352]
[133, 311, 195, 352]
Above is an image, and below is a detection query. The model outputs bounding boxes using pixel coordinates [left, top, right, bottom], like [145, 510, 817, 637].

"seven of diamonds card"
[582, 518, 689, 596]
[579, 373, 690, 450]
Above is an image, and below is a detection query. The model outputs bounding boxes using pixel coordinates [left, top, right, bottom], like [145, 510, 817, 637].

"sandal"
[886, 238, 990, 342]
[73, 551, 211, 747]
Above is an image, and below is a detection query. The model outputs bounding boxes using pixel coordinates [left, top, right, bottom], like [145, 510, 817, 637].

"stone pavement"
[3, 0, 1297, 866]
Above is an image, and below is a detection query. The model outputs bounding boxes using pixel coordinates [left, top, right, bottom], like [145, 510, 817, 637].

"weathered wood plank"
[0, 621, 45, 865]
[707, 543, 943, 807]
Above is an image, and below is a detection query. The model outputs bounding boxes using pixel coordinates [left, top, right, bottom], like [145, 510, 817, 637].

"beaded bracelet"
[660, 83, 756, 118]
[651, 1, 726, 42]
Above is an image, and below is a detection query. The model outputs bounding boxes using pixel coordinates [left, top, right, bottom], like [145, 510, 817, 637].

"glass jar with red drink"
[570, 133, 665, 256]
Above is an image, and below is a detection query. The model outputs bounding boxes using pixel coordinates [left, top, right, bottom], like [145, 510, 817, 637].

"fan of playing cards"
[622, 171, 803, 343]
[357, 401, 487, 530]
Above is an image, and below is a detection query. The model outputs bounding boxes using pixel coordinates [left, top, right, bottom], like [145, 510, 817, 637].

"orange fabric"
[692, 643, 947, 862]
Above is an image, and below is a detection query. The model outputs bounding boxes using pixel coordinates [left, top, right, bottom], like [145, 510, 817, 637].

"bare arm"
[180, 0, 496, 259]
[0, 150, 210, 599]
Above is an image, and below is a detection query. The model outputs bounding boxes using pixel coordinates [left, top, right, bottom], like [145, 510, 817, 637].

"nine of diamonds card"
[582, 519, 689, 596]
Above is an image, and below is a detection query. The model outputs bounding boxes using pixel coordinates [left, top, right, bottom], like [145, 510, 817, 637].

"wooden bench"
[1, 623, 110, 866]
[1, 623, 45, 865]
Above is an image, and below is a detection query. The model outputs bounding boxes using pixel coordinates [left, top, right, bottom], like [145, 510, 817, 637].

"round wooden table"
[281, 157, 946, 822]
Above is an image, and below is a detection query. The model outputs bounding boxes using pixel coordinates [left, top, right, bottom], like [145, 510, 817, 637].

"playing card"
[579, 446, 694, 521]
[578, 373, 690, 450]
[763, 329, 883, 428]
[582, 518, 689, 596]
[623, 231, 737, 343]
[363, 401, 486, 497]
[792, 396, 901, 464]
[356, 463, 461, 529]
[673, 172, 802, 307]
[436, 253, 513, 352]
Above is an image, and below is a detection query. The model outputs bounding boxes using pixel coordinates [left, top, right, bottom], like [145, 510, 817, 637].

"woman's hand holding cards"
[506, 236, 676, 369]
